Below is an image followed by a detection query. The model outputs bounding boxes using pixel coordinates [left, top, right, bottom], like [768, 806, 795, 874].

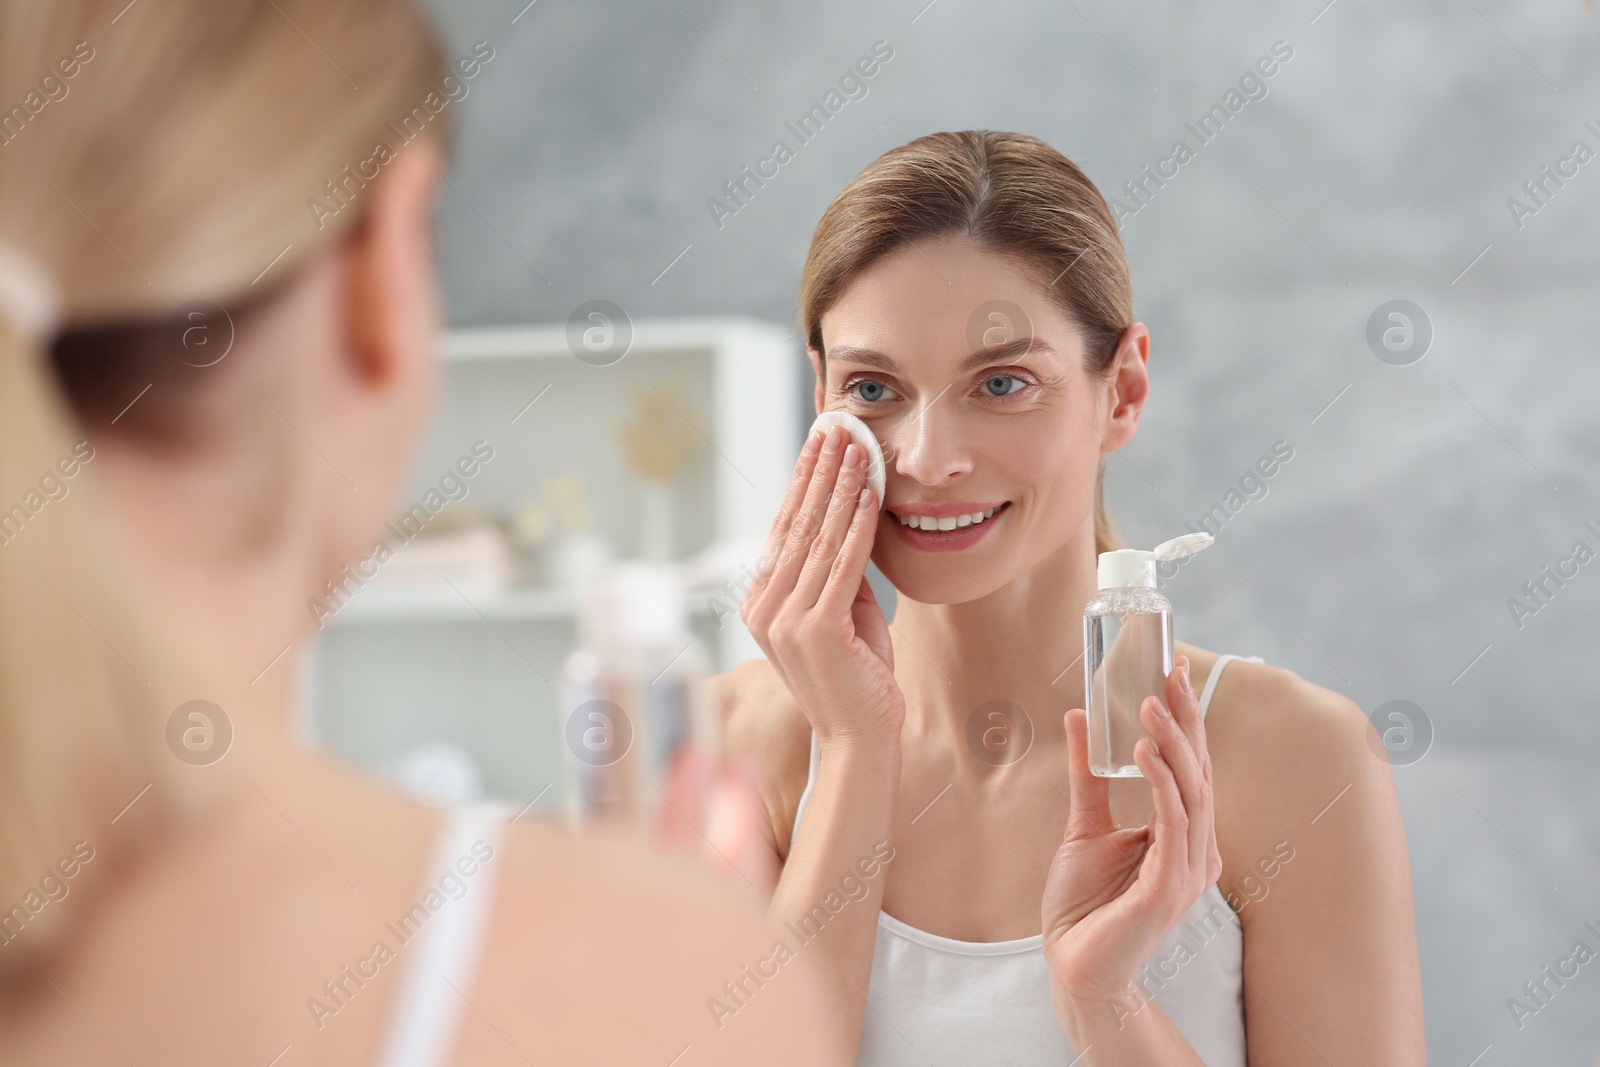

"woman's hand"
[1041, 656, 1223, 1019]
[739, 423, 904, 747]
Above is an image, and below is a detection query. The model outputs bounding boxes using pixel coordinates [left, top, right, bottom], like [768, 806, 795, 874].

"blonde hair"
[0, 0, 454, 961]
[799, 130, 1131, 556]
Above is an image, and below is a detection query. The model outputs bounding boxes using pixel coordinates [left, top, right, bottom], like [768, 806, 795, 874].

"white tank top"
[789, 654, 1263, 1066]
[371, 801, 509, 1067]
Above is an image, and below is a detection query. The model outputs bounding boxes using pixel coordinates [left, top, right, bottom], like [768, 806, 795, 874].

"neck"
[100, 416, 328, 658]
[890, 530, 1100, 755]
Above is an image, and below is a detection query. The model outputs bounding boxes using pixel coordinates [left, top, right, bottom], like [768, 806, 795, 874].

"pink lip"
[886, 500, 1009, 519]
[885, 501, 1011, 552]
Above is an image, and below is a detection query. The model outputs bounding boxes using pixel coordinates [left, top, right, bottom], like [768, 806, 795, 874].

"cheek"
[991, 419, 1091, 495]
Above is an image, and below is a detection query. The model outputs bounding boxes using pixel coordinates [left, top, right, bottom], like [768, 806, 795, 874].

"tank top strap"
[372, 800, 512, 1067]
[1197, 654, 1265, 719]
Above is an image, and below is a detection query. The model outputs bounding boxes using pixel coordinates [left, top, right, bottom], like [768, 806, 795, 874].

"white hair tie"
[0, 241, 63, 345]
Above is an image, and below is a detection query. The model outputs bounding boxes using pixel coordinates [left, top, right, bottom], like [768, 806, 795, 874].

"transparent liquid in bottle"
[1084, 590, 1174, 778]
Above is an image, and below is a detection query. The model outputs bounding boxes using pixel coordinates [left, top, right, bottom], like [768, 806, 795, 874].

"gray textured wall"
[414, 0, 1600, 1061]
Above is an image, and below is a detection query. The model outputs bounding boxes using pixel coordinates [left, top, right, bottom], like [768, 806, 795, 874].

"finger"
[793, 443, 869, 610]
[817, 477, 879, 611]
[846, 555, 895, 668]
[1167, 655, 1211, 781]
[847, 549, 883, 618]
[1063, 708, 1116, 837]
[766, 424, 851, 607]
[1168, 656, 1221, 885]
[1141, 694, 1210, 876]
[745, 426, 826, 607]
[1134, 735, 1190, 903]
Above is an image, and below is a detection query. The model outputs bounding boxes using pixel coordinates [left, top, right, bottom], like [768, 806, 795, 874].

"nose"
[887, 395, 973, 487]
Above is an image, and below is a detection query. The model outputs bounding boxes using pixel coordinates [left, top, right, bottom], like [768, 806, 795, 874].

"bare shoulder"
[711, 657, 814, 860]
[1185, 643, 1405, 920]
[465, 818, 846, 1066]
[1194, 647, 1380, 823]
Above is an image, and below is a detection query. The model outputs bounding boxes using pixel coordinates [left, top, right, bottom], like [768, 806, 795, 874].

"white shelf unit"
[306, 317, 801, 802]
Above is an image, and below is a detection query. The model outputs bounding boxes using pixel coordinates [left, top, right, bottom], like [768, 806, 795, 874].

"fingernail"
[1180, 660, 1193, 695]
[1152, 696, 1172, 720]
[802, 429, 822, 457]
[822, 426, 842, 452]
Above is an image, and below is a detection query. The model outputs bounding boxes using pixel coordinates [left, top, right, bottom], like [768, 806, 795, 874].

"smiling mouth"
[887, 501, 1012, 532]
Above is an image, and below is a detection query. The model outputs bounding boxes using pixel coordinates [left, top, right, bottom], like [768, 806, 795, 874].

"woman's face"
[814, 235, 1147, 605]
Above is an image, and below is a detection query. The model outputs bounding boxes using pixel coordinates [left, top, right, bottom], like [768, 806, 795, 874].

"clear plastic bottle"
[559, 562, 716, 823]
[1083, 532, 1213, 777]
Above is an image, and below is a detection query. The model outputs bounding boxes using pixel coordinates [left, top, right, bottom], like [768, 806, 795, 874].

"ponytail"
[0, 315, 176, 960]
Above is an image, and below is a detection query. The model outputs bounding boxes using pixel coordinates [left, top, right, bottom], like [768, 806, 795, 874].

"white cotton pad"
[809, 410, 886, 509]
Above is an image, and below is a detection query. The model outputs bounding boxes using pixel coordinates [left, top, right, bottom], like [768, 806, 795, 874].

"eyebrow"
[826, 337, 1054, 376]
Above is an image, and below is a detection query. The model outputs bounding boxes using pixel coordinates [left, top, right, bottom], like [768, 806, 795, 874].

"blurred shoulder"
[467, 816, 846, 1065]
[710, 658, 814, 858]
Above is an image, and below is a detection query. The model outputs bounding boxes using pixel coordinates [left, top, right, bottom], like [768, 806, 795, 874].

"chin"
[870, 552, 1009, 607]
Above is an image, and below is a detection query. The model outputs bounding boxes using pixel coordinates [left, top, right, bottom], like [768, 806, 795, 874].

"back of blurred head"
[0, 0, 456, 962]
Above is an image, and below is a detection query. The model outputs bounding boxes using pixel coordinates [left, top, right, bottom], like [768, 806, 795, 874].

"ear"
[338, 137, 447, 392]
[807, 344, 826, 415]
[1100, 323, 1150, 453]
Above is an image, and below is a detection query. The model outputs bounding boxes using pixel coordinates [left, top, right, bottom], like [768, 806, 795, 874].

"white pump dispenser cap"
[1096, 532, 1214, 590]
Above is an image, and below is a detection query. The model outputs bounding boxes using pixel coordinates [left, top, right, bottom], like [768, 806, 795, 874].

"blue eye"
[984, 375, 1026, 397]
[845, 378, 896, 403]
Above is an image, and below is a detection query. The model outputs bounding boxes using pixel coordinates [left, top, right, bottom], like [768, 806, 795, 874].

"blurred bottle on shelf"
[558, 561, 716, 826]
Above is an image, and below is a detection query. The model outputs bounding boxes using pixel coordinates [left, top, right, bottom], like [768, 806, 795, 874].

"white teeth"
[895, 505, 1001, 531]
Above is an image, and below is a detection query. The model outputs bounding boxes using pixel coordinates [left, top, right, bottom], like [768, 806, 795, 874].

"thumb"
[851, 571, 893, 664]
